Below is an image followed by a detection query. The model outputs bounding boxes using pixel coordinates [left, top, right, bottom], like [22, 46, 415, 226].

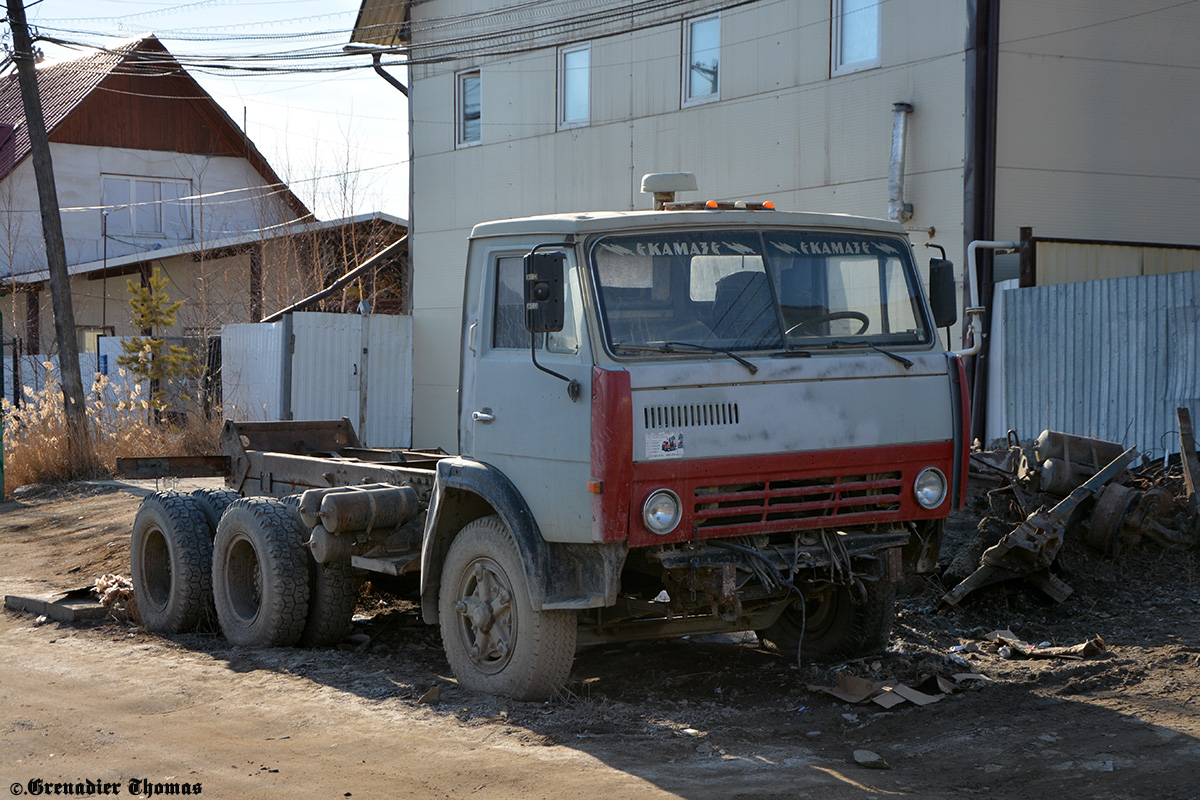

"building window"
[101, 175, 193, 239]
[456, 70, 481, 147]
[79, 326, 114, 354]
[558, 43, 590, 129]
[682, 14, 720, 106]
[832, 0, 881, 76]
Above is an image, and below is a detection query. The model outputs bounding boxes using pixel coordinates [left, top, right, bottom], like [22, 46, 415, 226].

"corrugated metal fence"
[223, 312, 413, 448]
[997, 270, 1200, 460]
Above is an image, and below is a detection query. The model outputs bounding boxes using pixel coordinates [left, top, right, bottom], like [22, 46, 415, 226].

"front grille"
[693, 471, 903, 535]
[643, 402, 739, 430]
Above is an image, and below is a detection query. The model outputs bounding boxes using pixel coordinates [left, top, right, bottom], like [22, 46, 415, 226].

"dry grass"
[2, 363, 222, 494]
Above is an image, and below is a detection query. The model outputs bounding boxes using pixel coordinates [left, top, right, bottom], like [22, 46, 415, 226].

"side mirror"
[928, 258, 957, 329]
[523, 251, 565, 333]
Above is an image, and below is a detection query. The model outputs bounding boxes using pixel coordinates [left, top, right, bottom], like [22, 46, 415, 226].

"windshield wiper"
[612, 341, 757, 374]
[662, 342, 758, 374]
[827, 340, 913, 370]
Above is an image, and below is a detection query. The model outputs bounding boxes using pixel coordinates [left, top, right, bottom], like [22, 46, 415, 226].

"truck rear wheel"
[131, 491, 214, 633]
[191, 488, 242, 534]
[759, 579, 896, 662]
[301, 560, 358, 647]
[438, 516, 576, 701]
[213, 498, 311, 647]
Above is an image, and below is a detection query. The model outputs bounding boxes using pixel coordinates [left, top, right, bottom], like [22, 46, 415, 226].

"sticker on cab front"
[646, 430, 685, 460]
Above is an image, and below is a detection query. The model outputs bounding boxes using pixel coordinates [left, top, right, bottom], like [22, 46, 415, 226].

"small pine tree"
[116, 267, 197, 415]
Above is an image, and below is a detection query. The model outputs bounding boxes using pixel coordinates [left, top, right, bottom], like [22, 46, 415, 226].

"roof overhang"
[350, 0, 412, 47]
[8, 212, 408, 286]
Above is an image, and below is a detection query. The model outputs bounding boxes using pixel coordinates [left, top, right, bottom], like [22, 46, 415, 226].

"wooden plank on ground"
[1177, 407, 1200, 516]
[115, 455, 230, 478]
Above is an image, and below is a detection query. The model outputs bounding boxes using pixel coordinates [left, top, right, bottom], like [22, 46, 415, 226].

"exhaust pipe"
[888, 102, 914, 223]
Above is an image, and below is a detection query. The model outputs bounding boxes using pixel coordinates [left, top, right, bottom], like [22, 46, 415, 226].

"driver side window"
[546, 269, 582, 355]
[492, 255, 580, 351]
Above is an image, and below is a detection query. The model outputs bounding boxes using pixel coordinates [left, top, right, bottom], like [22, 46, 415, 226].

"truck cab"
[430, 180, 968, 698]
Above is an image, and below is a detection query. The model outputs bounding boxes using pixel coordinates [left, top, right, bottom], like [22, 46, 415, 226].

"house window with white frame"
[79, 326, 114, 354]
[456, 69, 482, 146]
[558, 43, 590, 128]
[682, 14, 720, 106]
[101, 175, 193, 240]
[831, 0, 881, 76]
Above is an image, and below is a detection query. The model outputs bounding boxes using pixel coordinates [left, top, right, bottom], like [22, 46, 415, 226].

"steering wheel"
[786, 311, 870, 337]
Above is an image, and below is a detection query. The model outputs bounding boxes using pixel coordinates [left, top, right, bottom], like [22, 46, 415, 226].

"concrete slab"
[5, 593, 109, 623]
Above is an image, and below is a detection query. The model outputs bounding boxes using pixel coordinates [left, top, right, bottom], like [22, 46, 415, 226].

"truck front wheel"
[759, 579, 896, 662]
[438, 516, 576, 701]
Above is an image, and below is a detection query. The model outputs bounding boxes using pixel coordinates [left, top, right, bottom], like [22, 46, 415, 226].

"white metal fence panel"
[223, 320, 285, 420]
[999, 270, 1200, 460]
[363, 314, 413, 448]
[221, 313, 413, 447]
[291, 313, 362, 426]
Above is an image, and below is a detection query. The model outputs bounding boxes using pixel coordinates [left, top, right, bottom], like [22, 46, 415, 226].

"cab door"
[463, 252, 593, 543]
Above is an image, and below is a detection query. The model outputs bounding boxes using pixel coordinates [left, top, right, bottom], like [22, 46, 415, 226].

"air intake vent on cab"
[644, 402, 739, 429]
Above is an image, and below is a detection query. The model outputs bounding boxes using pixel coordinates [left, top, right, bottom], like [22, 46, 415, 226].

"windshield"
[590, 229, 931, 354]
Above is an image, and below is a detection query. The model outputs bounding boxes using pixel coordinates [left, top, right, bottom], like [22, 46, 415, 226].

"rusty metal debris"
[972, 430, 1129, 498]
[1087, 483, 1190, 553]
[942, 446, 1139, 608]
[982, 629, 1106, 660]
[950, 418, 1200, 609]
[1032, 431, 1128, 496]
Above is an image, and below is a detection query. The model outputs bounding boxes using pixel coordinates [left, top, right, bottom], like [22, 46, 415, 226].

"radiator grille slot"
[643, 402, 739, 430]
[693, 471, 903, 534]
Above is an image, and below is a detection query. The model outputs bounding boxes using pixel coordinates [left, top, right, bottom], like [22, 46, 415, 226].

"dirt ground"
[1, 479, 1198, 799]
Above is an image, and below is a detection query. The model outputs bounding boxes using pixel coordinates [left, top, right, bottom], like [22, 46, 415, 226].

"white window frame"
[100, 174, 193, 240]
[456, 69, 482, 148]
[831, 0, 881, 77]
[79, 326, 114, 354]
[681, 13, 720, 107]
[557, 42, 591, 129]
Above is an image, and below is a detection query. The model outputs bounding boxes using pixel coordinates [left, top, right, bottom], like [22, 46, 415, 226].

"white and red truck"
[124, 173, 970, 700]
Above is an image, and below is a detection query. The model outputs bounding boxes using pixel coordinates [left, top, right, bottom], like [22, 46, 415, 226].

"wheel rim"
[452, 557, 515, 674]
[225, 535, 263, 624]
[142, 526, 172, 611]
[803, 588, 840, 639]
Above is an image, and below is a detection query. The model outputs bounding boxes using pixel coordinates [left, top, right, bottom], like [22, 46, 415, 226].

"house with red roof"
[0, 36, 407, 370]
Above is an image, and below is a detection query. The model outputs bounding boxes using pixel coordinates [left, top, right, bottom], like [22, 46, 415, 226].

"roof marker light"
[705, 200, 718, 208]
[763, 201, 775, 209]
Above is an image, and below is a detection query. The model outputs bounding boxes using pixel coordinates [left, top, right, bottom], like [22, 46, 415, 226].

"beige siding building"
[353, 0, 1200, 451]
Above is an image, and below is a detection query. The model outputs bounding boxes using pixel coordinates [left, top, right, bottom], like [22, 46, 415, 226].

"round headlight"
[642, 489, 682, 535]
[914, 467, 948, 509]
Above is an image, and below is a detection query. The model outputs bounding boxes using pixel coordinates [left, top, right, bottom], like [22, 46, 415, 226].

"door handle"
[471, 410, 495, 423]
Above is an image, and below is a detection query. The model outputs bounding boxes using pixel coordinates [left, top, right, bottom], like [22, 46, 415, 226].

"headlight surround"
[914, 467, 948, 509]
[642, 489, 682, 535]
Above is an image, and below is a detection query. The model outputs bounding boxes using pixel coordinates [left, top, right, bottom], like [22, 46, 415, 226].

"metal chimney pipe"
[888, 102, 914, 223]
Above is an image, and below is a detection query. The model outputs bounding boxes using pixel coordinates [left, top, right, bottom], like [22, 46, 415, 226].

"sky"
[11, 0, 409, 222]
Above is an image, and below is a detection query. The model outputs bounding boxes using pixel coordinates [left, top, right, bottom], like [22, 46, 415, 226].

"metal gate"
[222, 312, 413, 448]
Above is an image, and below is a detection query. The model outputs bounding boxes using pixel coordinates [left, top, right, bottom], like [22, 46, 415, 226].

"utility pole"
[6, 0, 90, 457]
